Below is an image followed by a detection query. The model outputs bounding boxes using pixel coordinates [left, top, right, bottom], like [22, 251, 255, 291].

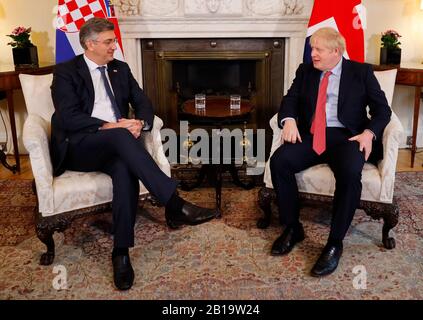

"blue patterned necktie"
[98, 66, 122, 120]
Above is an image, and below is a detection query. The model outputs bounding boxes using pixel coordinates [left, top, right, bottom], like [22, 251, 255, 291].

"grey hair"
[310, 27, 346, 54]
[79, 17, 114, 50]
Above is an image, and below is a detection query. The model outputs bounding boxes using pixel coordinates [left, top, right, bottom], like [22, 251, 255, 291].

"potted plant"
[6, 26, 38, 69]
[380, 29, 402, 65]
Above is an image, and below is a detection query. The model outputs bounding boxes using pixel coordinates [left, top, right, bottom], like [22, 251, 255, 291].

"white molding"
[116, 0, 313, 93]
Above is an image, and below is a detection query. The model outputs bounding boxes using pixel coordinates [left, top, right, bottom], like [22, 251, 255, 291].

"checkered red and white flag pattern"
[55, 0, 124, 63]
[57, 0, 106, 33]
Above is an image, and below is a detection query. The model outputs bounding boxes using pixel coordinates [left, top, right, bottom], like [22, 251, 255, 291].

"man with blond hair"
[269, 27, 391, 276]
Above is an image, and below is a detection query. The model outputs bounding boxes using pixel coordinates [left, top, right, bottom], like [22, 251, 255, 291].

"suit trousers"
[66, 128, 178, 248]
[270, 127, 365, 241]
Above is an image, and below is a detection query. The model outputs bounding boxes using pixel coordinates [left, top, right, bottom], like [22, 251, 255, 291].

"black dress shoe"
[165, 201, 217, 229]
[112, 255, 134, 290]
[271, 224, 305, 256]
[311, 244, 343, 277]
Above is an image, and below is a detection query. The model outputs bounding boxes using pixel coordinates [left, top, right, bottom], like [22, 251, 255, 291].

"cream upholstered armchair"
[19, 73, 171, 265]
[257, 69, 404, 249]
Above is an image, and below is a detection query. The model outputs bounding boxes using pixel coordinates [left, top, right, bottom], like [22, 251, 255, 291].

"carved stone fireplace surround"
[115, 0, 312, 94]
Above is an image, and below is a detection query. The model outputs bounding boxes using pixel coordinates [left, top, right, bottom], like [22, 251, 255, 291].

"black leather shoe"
[271, 224, 305, 256]
[311, 244, 343, 277]
[112, 255, 134, 290]
[165, 201, 217, 229]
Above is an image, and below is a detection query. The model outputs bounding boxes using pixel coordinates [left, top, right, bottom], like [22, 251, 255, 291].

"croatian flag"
[303, 0, 366, 63]
[55, 0, 124, 64]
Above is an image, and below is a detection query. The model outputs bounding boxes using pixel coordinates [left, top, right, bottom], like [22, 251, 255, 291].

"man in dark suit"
[269, 27, 391, 276]
[51, 18, 217, 290]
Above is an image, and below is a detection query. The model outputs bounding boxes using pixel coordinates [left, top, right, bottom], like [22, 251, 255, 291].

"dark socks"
[165, 192, 185, 215]
[112, 247, 129, 259]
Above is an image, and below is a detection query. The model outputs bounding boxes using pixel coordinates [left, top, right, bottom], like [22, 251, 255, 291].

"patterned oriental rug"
[0, 172, 422, 300]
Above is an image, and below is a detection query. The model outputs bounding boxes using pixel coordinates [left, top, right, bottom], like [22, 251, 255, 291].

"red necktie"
[311, 71, 331, 155]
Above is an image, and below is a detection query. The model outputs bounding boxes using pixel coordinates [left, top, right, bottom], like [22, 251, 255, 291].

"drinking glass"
[230, 94, 241, 110]
[195, 93, 206, 110]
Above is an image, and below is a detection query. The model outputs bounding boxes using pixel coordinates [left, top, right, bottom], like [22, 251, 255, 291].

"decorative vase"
[12, 46, 39, 69]
[380, 47, 401, 65]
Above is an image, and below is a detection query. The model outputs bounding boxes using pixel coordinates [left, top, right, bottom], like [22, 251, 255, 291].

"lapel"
[309, 66, 322, 122]
[338, 58, 352, 114]
[107, 60, 122, 110]
[76, 55, 95, 113]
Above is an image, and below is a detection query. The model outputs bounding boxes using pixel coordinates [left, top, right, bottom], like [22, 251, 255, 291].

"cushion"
[295, 163, 383, 202]
[50, 171, 149, 217]
[373, 69, 397, 106]
[19, 73, 55, 122]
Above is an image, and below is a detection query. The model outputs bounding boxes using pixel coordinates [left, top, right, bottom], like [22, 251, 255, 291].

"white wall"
[0, 0, 422, 155]
[0, 0, 57, 152]
[363, 0, 423, 148]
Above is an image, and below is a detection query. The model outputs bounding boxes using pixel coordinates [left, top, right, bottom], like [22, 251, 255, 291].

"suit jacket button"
[65, 138, 69, 142]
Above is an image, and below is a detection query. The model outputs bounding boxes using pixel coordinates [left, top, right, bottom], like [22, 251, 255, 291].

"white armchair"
[257, 69, 404, 249]
[19, 73, 171, 265]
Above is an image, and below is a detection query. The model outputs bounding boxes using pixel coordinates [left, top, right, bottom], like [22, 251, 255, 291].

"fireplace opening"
[172, 59, 256, 100]
[141, 38, 285, 181]
[141, 38, 285, 133]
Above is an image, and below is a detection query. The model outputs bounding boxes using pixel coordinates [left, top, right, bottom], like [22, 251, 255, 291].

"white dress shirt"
[324, 58, 345, 128]
[281, 58, 344, 128]
[83, 54, 117, 123]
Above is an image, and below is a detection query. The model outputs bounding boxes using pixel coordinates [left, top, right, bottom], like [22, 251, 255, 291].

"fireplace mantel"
[115, 0, 312, 92]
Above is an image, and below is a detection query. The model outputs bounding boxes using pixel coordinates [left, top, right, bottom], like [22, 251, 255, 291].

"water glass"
[230, 94, 241, 110]
[195, 94, 206, 110]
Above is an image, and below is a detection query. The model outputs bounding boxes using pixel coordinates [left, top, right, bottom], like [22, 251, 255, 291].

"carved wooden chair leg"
[382, 201, 399, 250]
[35, 211, 73, 265]
[35, 218, 56, 266]
[361, 200, 399, 250]
[257, 187, 274, 229]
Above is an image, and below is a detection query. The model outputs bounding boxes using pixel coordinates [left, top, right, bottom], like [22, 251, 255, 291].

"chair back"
[373, 69, 397, 107]
[19, 73, 54, 123]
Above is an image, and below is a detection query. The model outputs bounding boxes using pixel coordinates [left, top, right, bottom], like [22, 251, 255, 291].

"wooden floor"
[0, 149, 422, 180]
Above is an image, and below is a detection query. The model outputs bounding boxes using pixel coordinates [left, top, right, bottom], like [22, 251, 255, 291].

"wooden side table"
[180, 96, 256, 214]
[0, 63, 54, 173]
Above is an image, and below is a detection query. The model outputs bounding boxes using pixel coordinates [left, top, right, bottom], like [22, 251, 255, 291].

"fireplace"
[141, 38, 285, 132]
[115, 0, 311, 177]
[172, 59, 256, 101]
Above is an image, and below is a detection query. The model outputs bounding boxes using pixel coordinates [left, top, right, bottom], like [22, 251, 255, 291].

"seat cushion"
[296, 163, 383, 202]
[47, 170, 149, 217]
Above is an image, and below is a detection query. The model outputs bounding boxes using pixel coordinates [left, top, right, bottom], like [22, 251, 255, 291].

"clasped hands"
[100, 118, 144, 139]
[280, 119, 374, 161]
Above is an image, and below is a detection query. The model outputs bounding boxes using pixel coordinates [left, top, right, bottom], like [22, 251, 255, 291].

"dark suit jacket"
[50, 55, 154, 176]
[277, 58, 392, 162]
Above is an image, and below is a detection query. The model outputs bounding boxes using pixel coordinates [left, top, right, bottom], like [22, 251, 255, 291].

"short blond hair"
[310, 27, 346, 54]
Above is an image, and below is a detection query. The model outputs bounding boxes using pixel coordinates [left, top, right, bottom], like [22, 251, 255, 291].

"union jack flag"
[303, 0, 366, 63]
[55, 0, 124, 63]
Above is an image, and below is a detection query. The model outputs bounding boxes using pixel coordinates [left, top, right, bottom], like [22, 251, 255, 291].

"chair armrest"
[377, 112, 404, 202]
[269, 113, 283, 154]
[263, 113, 282, 188]
[141, 115, 171, 177]
[22, 114, 54, 213]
